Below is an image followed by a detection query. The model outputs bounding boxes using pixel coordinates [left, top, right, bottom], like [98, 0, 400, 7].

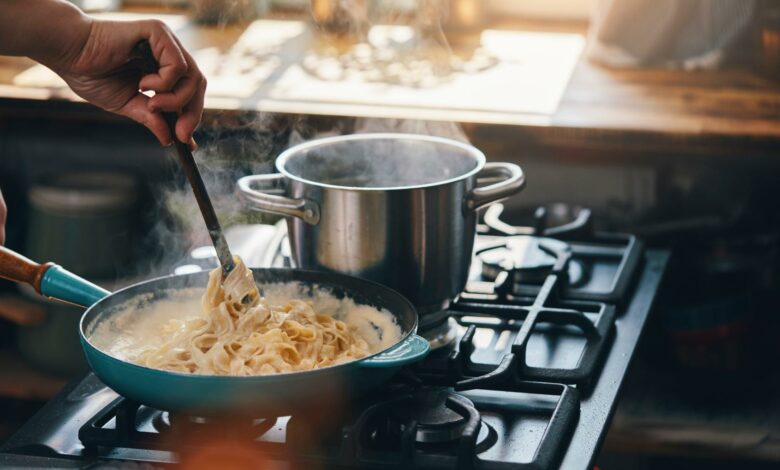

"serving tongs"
[135, 41, 257, 303]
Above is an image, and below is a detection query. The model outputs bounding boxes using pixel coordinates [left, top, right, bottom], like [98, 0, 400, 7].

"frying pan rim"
[78, 267, 419, 381]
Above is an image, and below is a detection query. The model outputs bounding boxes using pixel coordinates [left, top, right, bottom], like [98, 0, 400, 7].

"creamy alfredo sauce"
[87, 283, 403, 373]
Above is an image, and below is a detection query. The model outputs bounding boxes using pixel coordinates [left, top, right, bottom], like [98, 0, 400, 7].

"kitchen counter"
[1, 10, 780, 161]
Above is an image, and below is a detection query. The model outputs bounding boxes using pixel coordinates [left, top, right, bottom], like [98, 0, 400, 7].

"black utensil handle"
[133, 40, 235, 274]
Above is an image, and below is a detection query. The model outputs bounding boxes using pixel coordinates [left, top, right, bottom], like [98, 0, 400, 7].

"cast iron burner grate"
[445, 295, 615, 387]
[478, 203, 644, 304]
[415, 262, 615, 387]
[1, 203, 669, 470]
[77, 374, 579, 470]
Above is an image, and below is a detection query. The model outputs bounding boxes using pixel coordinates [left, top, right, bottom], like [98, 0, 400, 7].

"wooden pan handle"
[0, 245, 54, 295]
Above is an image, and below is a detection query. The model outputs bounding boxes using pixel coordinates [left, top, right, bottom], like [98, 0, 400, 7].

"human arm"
[0, 0, 206, 146]
[0, 189, 6, 245]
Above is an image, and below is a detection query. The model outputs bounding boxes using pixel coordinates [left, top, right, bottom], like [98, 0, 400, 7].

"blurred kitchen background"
[1, 0, 780, 469]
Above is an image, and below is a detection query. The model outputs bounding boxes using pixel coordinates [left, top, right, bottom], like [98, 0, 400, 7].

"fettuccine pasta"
[133, 257, 380, 375]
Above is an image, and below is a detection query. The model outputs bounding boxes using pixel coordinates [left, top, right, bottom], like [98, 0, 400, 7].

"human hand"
[0, 189, 6, 245]
[53, 19, 206, 148]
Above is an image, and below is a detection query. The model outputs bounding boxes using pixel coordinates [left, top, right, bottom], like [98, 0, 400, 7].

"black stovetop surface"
[0, 205, 669, 470]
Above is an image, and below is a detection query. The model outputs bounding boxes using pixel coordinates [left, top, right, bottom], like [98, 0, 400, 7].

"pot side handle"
[465, 162, 525, 211]
[358, 334, 430, 368]
[0, 246, 109, 308]
[237, 174, 320, 225]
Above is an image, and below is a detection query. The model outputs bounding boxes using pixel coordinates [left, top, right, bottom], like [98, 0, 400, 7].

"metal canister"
[26, 171, 137, 279]
[19, 171, 138, 377]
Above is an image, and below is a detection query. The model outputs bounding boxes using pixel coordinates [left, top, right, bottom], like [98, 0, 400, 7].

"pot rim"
[275, 133, 486, 191]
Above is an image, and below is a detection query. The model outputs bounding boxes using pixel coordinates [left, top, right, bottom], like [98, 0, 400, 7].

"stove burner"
[478, 235, 585, 287]
[355, 386, 497, 458]
[151, 409, 170, 432]
[153, 410, 276, 439]
[398, 388, 477, 444]
[25, 205, 658, 470]
[420, 317, 459, 350]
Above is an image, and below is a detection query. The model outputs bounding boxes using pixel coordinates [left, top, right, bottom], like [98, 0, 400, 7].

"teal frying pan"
[0, 246, 429, 416]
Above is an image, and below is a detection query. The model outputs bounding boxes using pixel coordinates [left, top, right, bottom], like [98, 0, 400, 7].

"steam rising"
[141, 2, 470, 275]
[283, 131, 475, 188]
[138, 114, 292, 276]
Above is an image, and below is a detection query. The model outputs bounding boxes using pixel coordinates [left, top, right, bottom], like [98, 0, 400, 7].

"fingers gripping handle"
[134, 40, 178, 132]
[135, 40, 159, 75]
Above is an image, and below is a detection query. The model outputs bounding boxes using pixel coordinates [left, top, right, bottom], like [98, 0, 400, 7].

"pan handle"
[0, 246, 109, 308]
[358, 334, 430, 368]
[40, 266, 110, 308]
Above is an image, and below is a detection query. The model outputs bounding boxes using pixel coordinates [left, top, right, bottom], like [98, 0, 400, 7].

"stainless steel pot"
[238, 133, 524, 326]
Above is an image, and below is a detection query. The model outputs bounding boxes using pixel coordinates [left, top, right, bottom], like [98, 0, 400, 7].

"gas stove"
[0, 203, 669, 470]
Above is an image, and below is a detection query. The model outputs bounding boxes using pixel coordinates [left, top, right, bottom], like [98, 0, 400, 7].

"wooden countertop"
[1, 10, 780, 160]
